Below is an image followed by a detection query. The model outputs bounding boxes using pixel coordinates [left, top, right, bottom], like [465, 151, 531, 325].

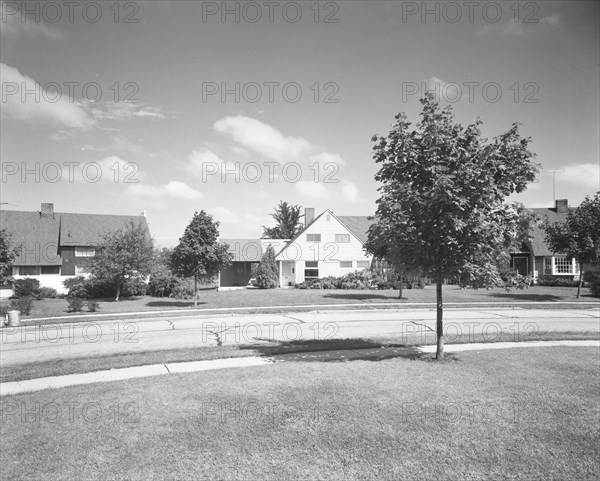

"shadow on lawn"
[322, 293, 400, 301]
[241, 338, 422, 363]
[145, 301, 207, 307]
[486, 293, 565, 302]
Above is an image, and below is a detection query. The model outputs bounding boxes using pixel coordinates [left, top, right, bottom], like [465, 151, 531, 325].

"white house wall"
[276, 211, 372, 284]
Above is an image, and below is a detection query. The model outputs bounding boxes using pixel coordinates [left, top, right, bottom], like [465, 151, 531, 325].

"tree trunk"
[436, 275, 444, 360]
[398, 265, 403, 299]
[194, 275, 198, 307]
[115, 282, 121, 302]
[577, 265, 584, 299]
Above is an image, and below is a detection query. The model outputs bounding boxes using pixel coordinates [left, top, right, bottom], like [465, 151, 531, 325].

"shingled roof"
[337, 216, 375, 244]
[1, 208, 150, 265]
[528, 207, 572, 256]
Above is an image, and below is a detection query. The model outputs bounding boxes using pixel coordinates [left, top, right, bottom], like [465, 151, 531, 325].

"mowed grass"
[1, 348, 598, 480]
[4, 284, 598, 321]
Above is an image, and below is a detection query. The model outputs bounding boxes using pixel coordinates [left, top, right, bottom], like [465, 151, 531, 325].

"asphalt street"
[1, 308, 598, 366]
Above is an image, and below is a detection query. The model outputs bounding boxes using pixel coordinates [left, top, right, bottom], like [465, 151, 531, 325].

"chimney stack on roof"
[555, 199, 569, 214]
[40, 203, 54, 218]
[305, 208, 315, 227]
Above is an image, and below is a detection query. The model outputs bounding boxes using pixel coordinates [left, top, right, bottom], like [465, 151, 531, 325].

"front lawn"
[1, 347, 598, 480]
[3, 284, 598, 320]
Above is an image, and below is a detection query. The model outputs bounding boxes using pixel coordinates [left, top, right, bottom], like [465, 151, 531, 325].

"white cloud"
[187, 149, 238, 179]
[557, 163, 600, 190]
[308, 152, 346, 166]
[479, 15, 561, 37]
[207, 206, 238, 224]
[163, 181, 203, 200]
[342, 182, 360, 203]
[126, 181, 203, 201]
[425, 77, 463, 103]
[214, 115, 312, 163]
[0, 1, 64, 41]
[90, 102, 170, 121]
[1, 63, 94, 129]
[295, 181, 328, 199]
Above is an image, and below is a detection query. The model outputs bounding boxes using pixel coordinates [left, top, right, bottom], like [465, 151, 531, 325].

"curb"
[1, 340, 598, 396]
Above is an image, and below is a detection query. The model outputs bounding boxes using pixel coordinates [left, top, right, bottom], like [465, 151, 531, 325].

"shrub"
[38, 287, 58, 299]
[537, 275, 579, 288]
[64, 275, 147, 299]
[584, 269, 600, 298]
[87, 301, 100, 312]
[256, 245, 278, 289]
[13, 278, 40, 298]
[10, 297, 33, 315]
[169, 278, 196, 299]
[67, 297, 85, 312]
[63, 276, 89, 298]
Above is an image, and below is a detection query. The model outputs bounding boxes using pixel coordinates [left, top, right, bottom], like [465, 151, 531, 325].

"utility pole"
[548, 170, 564, 202]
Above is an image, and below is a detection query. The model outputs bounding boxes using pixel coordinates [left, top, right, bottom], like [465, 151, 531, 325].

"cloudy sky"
[1, 0, 598, 246]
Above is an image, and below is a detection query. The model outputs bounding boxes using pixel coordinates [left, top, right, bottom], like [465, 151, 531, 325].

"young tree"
[367, 93, 538, 359]
[255, 244, 279, 288]
[544, 193, 600, 298]
[88, 221, 155, 301]
[171, 211, 233, 306]
[262, 201, 304, 239]
[0, 229, 19, 285]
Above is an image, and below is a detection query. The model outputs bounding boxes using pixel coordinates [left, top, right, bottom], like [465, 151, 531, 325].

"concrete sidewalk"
[1, 340, 598, 396]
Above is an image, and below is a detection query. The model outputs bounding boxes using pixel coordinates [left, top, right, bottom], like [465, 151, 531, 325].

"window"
[339, 261, 352, 268]
[544, 258, 552, 275]
[75, 247, 95, 257]
[356, 261, 370, 269]
[326, 214, 331, 222]
[304, 261, 319, 280]
[554, 256, 572, 274]
[41, 266, 60, 275]
[306, 234, 321, 243]
[19, 266, 39, 276]
[335, 234, 350, 243]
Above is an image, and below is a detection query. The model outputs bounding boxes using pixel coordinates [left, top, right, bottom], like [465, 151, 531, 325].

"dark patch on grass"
[486, 293, 563, 301]
[242, 338, 423, 363]
[322, 293, 401, 301]
[145, 301, 207, 307]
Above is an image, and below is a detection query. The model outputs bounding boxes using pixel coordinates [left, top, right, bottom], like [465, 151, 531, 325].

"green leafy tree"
[0, 229, 19, 285]
[544, 193, 600, 298]
[171, 211, 233, 306]
[88, 221, 155, 301]
[366, 93, 538, 359]
[256, 244, 279, 288]
[262, 201, 304, 239]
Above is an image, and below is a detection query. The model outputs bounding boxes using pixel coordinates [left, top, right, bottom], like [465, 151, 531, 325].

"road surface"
[1, 308, 598, 366]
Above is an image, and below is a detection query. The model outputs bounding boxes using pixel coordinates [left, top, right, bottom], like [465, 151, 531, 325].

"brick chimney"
[555, 199, 569, 214]
[40, 203, 54, 218]
[305, 208, 315, 227]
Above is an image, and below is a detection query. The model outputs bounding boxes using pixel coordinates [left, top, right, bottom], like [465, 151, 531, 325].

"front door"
[513, 256, 529, 276]
[281, 261, 293, 286]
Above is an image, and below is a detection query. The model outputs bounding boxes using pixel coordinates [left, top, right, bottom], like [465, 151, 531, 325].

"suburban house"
[219, 208, 374, 288]
[1, 203, 151, 294]
[510, 199, 580, 283]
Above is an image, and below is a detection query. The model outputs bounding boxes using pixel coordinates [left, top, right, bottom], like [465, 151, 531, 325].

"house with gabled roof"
[510, 199, 580, 283]
[218, 208, 374, 288]
[1, 203, 150, 294]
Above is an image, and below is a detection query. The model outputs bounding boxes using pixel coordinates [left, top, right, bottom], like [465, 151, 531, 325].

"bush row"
[295, 271, 427, 290]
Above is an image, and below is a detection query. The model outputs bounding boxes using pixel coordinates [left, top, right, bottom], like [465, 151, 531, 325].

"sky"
[1, 0, 599, 246]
